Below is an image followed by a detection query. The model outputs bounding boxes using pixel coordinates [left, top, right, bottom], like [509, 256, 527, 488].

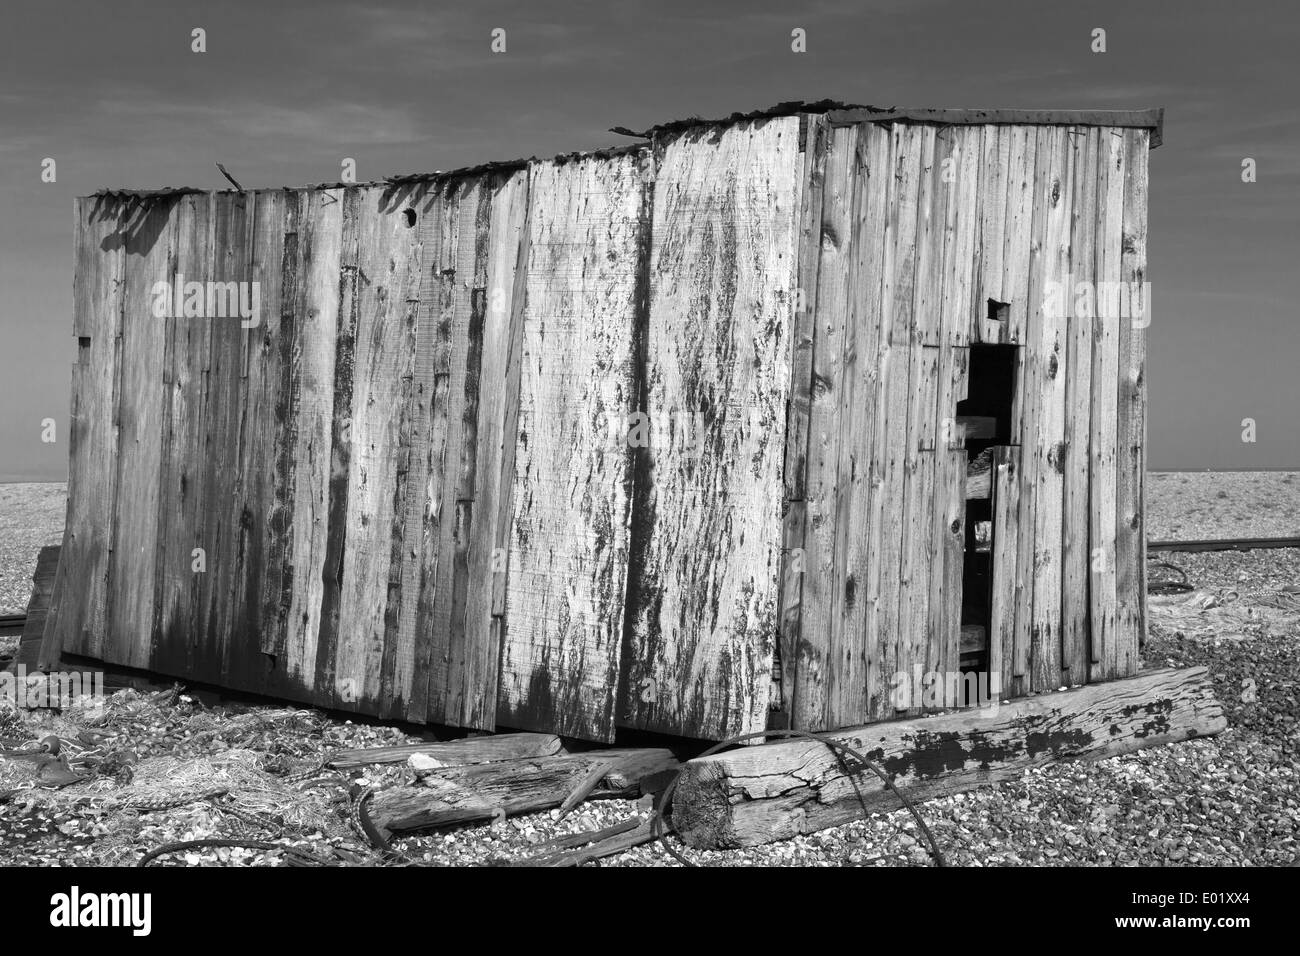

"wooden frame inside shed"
[40, 104, 1158, 743]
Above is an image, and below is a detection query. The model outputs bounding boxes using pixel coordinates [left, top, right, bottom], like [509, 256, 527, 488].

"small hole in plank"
[403, 208, 417, 228]
[987, 299, 1009, 324]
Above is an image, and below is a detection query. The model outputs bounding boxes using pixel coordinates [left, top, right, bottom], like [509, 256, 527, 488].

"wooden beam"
[672, 666, 1225, 848]
[823, 108, 1164, 148]
[370, 748, 678, 832]
[325, 732, 562, 770]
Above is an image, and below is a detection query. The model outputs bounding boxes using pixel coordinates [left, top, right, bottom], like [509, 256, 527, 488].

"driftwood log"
[370, 748, 678, 833]
[326, 733, 562, 770]
[673, 667, 1226, 849]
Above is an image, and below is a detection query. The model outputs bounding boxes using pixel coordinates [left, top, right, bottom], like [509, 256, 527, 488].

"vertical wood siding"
[621, 119, 801, 741]
[45, 115, 1149, 741]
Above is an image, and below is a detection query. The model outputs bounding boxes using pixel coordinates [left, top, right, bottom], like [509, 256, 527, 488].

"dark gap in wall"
[960, 343, 1020, 694]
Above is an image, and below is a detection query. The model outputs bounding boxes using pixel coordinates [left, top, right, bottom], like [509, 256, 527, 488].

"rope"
[648, 728, 947, 867]
[120, 787, 229, 812]
[1147, 556, 1193, 595]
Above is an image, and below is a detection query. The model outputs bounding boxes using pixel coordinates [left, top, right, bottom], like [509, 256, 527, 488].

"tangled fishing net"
[1, 685, 407, 865]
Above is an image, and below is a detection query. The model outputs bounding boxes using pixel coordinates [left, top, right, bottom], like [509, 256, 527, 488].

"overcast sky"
[1, 0, 1296, 480]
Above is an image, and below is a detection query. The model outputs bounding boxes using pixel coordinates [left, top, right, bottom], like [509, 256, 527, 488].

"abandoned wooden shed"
[39, 102, 1159, 744]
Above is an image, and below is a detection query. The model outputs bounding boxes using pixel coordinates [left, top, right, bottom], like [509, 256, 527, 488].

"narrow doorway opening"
[957, 344, 1019, 698]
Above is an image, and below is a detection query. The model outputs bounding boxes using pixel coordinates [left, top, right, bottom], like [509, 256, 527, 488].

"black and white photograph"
[0, 0, 1293, 933]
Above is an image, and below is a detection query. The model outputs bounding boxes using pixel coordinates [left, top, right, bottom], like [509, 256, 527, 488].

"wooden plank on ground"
[371, 749, 679, 832]
[674, 666, 1226, 849]
[326, 732, 562, 769]
[42, 197, 126, 666]
[499, 154, 642, 742]
[621, 119, 801, 741]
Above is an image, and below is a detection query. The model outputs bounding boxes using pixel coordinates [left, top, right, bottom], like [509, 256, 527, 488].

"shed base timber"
[672, 667, 1225, 849]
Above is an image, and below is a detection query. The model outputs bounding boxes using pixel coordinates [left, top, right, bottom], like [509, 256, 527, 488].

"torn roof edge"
[86, 101, 1163, 200]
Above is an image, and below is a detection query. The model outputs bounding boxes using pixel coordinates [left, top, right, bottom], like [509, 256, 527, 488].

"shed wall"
[779, 121, 1149, 730]
[43, 112, 1149, 742]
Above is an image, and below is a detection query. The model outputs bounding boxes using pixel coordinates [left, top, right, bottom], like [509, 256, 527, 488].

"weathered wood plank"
[313, 186, 362, 705]
[793, 123, 857, 730]
[1089, 130, 1125, 682]
[782, 114, 829, 506]
[1001, 126, 1038, 350]
[1007, 127, 1054, 699]
[928, 348, 968, 696]
[974, 126, 1011, 343]
[332, 187, 420, 712]
[989, 444, 1021, 696]
[1116, 128, 1150, 678]
[1029, 127, 1073, 692]
[200, 193, 255, 685]
[151, 193, 213, 677]
[622, 119, 801, 741]
[829, 123, 889, 728]
[371, 749, 678, 832]
[42, 197, 126, 667]
[1061, 129, 1099, 682]
[869, 123, 924, 721]
[674, 667, 1226, 849]
[375, 187, 435, 717]
[824, 108, 1164, 147]
[945, 126, 981, 347]
[107, 197, 179, 670]
[278, 188, 342, 696]
[226, 189, 288, 693]
[774, 114, 829, 725]
[458, 170, 530, 731]
[260, 190, 301, 670]
[326, 732, 562, 769]
[407, 183, 461, 723]
[500, 154, 642, 742]
[434, 180, 493, 726]
[896, 344, 939, 715]
[911, 126, 944, 347]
